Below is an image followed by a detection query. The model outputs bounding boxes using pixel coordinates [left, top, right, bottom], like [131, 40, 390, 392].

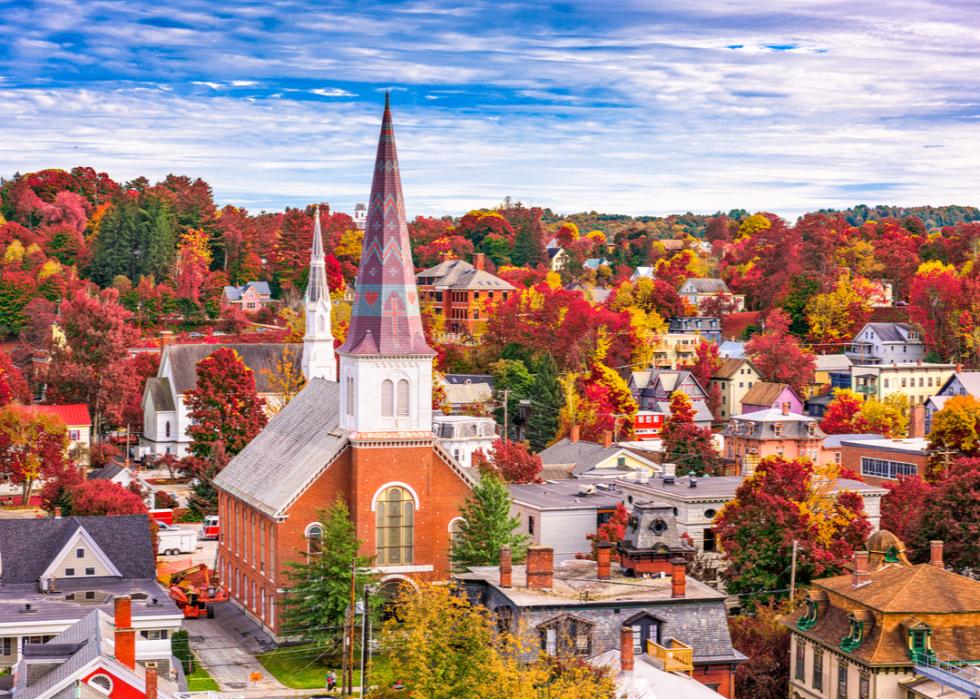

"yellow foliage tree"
[278, 307, 305, 343]
[260, 345, 306, 414]
[38, 259, 62, 281]
[804, 272, 874, 344]
[859, 392, 909, 438]
[927, 394, 980, 456]
[3, 239, 25, 265]
[335, 228, 364, 264]
[737, 213, 771, 238]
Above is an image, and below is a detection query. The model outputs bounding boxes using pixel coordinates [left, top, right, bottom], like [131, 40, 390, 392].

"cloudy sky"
[0, 0, 978, 219]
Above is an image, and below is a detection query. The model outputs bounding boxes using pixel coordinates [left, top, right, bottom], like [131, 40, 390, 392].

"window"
[0, 638, 11, 656]
[860, 457, 917, 480]
[859, 674, 870, 699]
[376, 486, 414, 565]
[76, 548, 85, 558]
[539, 616, 594, 657]
[902, 378, 907, 388]
[837, 664, 848, 699]
[89, 674, 113, 694]
[773, 423, 783, 437]
[795, 641, 805, 681]
[85, 567, 95, 576]
[165, 421, 171, 438]
[396, 379, 409, 416]
[813, 649, 823, 690]
[841, 615, 865, 652]
[381, 379, 394, 417]
[64, 568, 75, 576]
[140, 629, 169, 640]
[703, 528, 716, 552]
[884, 378, 889, 388]
[306, 523, 323, 557]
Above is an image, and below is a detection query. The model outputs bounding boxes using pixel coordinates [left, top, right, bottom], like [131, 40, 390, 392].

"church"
[212, 96, 476, 636]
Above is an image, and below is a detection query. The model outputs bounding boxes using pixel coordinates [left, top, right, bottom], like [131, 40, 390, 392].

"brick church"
[213, 96, 476, 636]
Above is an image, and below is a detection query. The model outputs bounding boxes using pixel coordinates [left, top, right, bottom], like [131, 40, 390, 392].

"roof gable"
[161, 343, 299, 394]
[742, 382, 799, 408]
[41, 526, 123, 580]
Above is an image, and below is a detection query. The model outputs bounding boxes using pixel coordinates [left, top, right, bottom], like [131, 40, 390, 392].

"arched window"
[381, 379, 394, 417]
[396, 379, 410, 416]
[376, 486, 414, 565]
[165, 421, 171, 438]
[88, 674, 113, 694]
[306, 523, 323, 557]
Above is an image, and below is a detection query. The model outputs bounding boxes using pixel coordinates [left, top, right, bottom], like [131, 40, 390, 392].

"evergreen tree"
[282, 496, 375, 643]
[139, 195, 177, 281]
[451, 473, 528, 569]
[526, 354, 561, 450]
[90, 199, 139, 286]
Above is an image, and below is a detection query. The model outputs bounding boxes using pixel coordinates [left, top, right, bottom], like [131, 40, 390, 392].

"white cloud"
[231, 80, 258, 86]
[310, 87, 357, 97]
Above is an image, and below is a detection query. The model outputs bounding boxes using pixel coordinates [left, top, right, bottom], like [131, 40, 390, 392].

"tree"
[912, 457, 980, 572]
[715, 457, 871, 597]
[186, 348, 267, 461]
[859, 393, 909, 438]
[660, 391, 721, 475]
[282, 495, 375, 643]
[880, 475, 934, 548]
[66, 480, 147, 516]
[525, 354, 562, 451]
[472, 439, 543, 484]
[745, 309, 815, 396]
[261, 345, 306, 414]
[0, 405, 69, 504]
[819, 389, 864, 434]
[927, 394, 980, 460]
[451, 473, 529, 569]
[585, 502, 629, 558]
[174, 227, 211, 303]
[804, 272, 875, 346]
[728, 600, 791, 699]
[682, 339, 722, 418]
[0, 351, 29, 406]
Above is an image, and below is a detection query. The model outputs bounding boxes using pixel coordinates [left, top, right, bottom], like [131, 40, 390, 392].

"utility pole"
[501, 389, 511, 441]
[359, 585, 371, 697]
[344, 558, 356, 695]
[789, 539, 799, 602]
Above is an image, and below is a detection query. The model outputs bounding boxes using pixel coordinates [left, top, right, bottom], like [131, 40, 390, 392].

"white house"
[432, 414, 497, 468]
[925, 370, 980, 432]
[678, 278, 745, 312]
[846, 322, 925, 365]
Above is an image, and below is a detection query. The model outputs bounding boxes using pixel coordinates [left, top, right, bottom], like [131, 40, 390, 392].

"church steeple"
[339, 97, 434, 434]
[301, 206, 336, 381]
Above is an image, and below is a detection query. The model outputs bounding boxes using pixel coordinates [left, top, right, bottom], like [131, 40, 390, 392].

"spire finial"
[384, 90, 390, 109]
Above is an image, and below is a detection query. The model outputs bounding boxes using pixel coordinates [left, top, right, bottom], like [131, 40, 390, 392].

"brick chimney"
[670, 557, 686, 598]
[53, 507, 61, 519]
[499, 545, 512, 588]
[620, 626, 635, 673]
[852, 551, 870, 588]
[781, 402, 790, 416]
[158, 330, 174, 353]
[114, 595, 135, 669]
[956, 363, 963, 374]
[569, 425, 580, 444]
[526, 546, 554, 590]
[908, 403, 925, 439]
[602, 430, 613, 448]
[473, 252, 486, 271]
[930, 540, 944, 569]
[145, 667, 158, 699]
[596, 541, 613, 580]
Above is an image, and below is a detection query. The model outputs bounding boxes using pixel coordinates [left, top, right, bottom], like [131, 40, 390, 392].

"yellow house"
[711, 358, 760, 419]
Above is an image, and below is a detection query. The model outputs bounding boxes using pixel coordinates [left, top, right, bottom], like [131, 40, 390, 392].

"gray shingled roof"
[163, 343, 299, 394]
[213, 378, 349, 518]
[88, 463, 124, 481]
[0, 516, 156, 584]
[14, 610, 103, 698]
[536, 438, 630, 476]
[681, 278, 730, 294]
[416, 259, 514, 291]
[144, 376, 175, 412]
[864, 322, 918, 343]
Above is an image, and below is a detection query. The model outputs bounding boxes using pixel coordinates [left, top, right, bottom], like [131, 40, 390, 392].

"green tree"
[451, 473, 529, 569]
[90, 199, 139, 286]
[525, 355, 561, 450]
[490, 358, 534, 440]
[282, 496, 375, 643]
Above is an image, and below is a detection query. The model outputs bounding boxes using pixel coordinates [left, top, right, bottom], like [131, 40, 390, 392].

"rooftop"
[838, 437, 930, 454]
[509, 480, 623, 511]
[28, 404, 91, 427]
[619, 474, 886, 502]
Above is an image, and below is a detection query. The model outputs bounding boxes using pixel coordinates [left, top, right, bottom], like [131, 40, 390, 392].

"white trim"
[370, 482, 420, 512]
[371, 564, 433, 575]
[447, 516, 465, 534]
[303, 522, 323, 538]
[378, 573, 420, 589]
[87, 673, 114, 695]
[41, 527, 123, 580]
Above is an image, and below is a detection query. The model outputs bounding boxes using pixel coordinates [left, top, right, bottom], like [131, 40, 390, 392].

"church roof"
[339, 94, 433, 357]
[213, 378, 349, 518]
[163, 343, 298, 394]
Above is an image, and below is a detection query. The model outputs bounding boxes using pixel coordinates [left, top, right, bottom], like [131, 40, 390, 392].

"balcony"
[914, 653, 980, 697]
[854, 384, 877, 395]
[647, 638, 694, 674]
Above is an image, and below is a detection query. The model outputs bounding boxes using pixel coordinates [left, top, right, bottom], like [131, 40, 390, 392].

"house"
[565, 282, 613, 305]
[592, 641, 728, 699]
[628, 370, 713, 426]
[810, 354, 852, 396]
[222, 281, 272, 312]
[787, 535, 980, 699]
[546, 240, 567, 272]
[140, 342, 302, 457]
[668, 317, 722, 344]
[583, 258, 608, 271]
[848, 362, 955, 405]
[415, 254, 515, 336]
[838, 436, 931, 484]
[710, 358, 760, 420]
[924, 370, 980, 433]
[630, 266, 655, 282]
[87, 463, 133, 488]
[212, 98, 475, 637]
[723, 405, 826, 475]
[649, 333, 704, 369]
[432, 414, 497, 468]
[7, 599, 179, 699]
[805, 392, 834, 419]
[438, 373, 494, 414]
[353, 201, 366, 229]
[457, 546, 746, 698]
[847, 323, 926, 365]
[678, 279, 745, 312]
[718, 340, 746, 359]
[740, 382, 804, 415]
[29, 404, 92, 466]
[0, 515, 182, 672]
[633, 411, 666, 440]
[537, 428, 662, 479]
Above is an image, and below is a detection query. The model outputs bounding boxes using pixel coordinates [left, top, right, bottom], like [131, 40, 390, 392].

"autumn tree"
[451, 473, 529, 569]
[911, 457, 980, 572]
[585, 502, 629, 558]
[682, 339, 723, 418]
[927, 394, 980, 465]
[745, 309, 815, 396]
[728, 600, 791, 699]
[804, 272, 875, 345]
[0, 351, 30, 405]
[261, 345, 306, 414]
[186, 348, 267, 461]
[859, 393, 909, 438]
[174, 227, 211, 304]
[0, 405, 69, 504]
[819, 389, 864, 434]
[880, 475, 934, 548]
[715, 457, 871, 597]
[473, 439, 543, 484]
[66, 480, 147, 516]
[660, 391, 721, 475]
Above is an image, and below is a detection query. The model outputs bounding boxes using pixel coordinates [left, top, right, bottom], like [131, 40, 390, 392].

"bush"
[172, 629, 192, 674]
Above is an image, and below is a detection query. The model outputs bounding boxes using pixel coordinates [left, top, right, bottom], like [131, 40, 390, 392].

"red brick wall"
[694, 663, 736, 699]
[839, 444, 929, 485]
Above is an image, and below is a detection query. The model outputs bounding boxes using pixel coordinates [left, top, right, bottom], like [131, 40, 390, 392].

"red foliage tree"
[880, 475, 934, 549]
[472, 439, 543, 484]
[908, 262, 965, 361]
[585, 502, 630, 558]
[660, 391, 721, 475]
[721, 214, 802, 310]
[912, 457, 980, 571]
[745, 309, 815, 395]
[819, 389, 864, 434]
[68, 480, 147, 516]
[0, 351, 30, 406]
[682, 340, 722, 419]
[728, 601, 791, 699]
[0, 405, 70, 504]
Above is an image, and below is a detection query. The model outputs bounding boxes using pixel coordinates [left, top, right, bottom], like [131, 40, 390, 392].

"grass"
[257, 643, 389, 692]
[186, 655, 220, 692]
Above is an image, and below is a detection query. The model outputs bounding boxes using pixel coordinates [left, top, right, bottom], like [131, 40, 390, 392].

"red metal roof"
[31, 403, 91, 426]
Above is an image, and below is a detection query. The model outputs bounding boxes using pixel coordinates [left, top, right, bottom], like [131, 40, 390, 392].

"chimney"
[570, 425, 580, 444]
[473, 252, 486, 271]
[782, 401, 790, 416]
[852, 551, 870, 588]
[662, 462, 676, 478]
[909, 403, 925, 439]
[670, 557, 687, 598]
[53, 507, 61, 519]
[114, 595, 135, 669]
[499, 545, 512, 588]
[620, 626, 635, 673]
[145, 667, 158, 699]
[596, 541, 613, 580]
[956, 363, 963, 374]
[917, 359, 922, 366]
[602, 430, 613, 448]
[158, 330, 174, 353]
[930, 540, 944, 569]
[526, 546, 554, 590]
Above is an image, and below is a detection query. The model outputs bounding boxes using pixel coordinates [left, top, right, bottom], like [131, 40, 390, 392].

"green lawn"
[186, 656, 220, 692]
[257, 643, 389, 692]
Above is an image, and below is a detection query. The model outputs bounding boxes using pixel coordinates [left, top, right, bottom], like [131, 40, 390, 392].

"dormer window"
[904, 620, 934, 662]
[773, 423, 783, 437]
[840, 614, 866, 652]
[797, 599, 819, 630]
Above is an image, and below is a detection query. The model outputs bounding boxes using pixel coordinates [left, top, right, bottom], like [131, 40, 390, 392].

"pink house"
[740, 382, 804, 415]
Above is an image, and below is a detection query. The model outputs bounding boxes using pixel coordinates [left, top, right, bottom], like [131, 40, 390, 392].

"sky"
[0, 0, 978, 219]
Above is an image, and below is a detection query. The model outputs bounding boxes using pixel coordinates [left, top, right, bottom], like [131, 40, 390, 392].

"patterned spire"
[339, 96, 433, 356]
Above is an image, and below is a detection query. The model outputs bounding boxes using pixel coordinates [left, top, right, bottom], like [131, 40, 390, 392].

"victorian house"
[212, 97, 475, 637]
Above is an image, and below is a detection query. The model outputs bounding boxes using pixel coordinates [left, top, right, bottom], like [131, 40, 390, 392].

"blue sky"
[0, 0, 978, 219]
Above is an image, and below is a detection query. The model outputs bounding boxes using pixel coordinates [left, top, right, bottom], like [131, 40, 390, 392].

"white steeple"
[301, 206, 336, 381]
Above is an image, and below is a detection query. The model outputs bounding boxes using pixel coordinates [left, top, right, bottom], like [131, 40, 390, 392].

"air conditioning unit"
[578, 484, 597, 496]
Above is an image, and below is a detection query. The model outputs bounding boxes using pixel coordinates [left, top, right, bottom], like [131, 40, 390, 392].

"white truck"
[157, 522, 199, 556]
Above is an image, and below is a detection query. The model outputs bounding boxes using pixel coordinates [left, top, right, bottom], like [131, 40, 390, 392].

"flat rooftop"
[509, 480, 623, 510]
[839, 437, 929, 454]
[0, 578, 180, 627]
[619, 474, 886, 501]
